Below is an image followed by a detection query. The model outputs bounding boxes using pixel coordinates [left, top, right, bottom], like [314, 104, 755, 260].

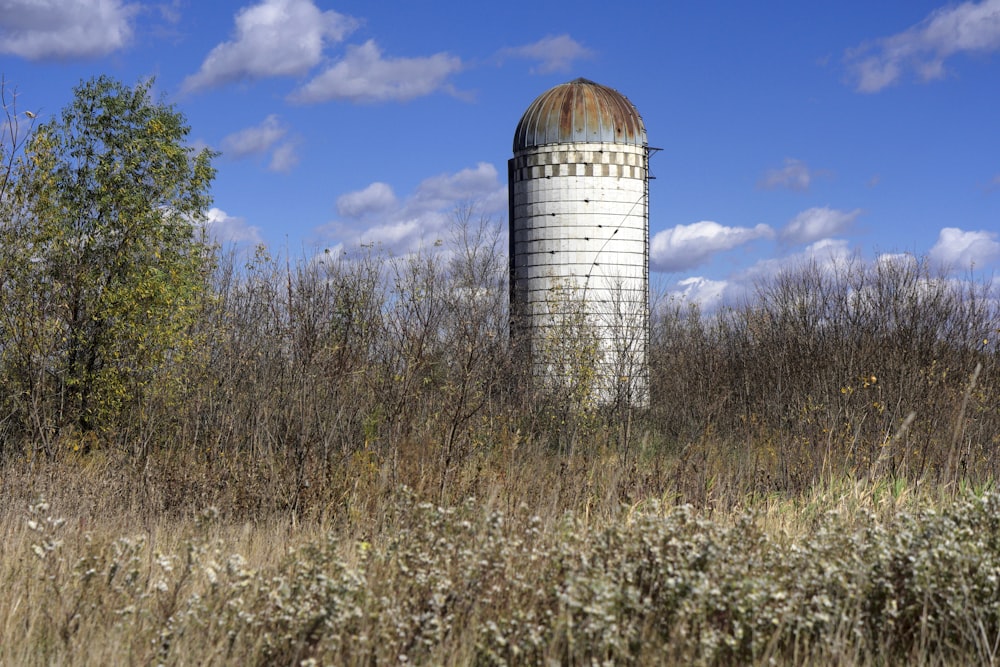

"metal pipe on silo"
[509, 78, 650, 406]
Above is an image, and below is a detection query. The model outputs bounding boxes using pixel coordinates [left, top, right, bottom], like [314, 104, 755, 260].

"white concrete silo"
[509, 78, 650, 405]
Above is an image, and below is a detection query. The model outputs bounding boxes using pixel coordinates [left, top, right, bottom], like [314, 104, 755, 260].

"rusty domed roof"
[513, 78, 646, 152]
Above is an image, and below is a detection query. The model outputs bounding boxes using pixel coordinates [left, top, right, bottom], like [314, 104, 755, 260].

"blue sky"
[2, 0, 999, 308]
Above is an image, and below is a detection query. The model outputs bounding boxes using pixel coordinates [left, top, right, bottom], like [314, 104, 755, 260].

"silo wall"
[510, 141, 649, 406]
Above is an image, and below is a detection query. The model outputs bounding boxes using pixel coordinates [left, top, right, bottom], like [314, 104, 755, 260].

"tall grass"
[4, 473, 1000, 665]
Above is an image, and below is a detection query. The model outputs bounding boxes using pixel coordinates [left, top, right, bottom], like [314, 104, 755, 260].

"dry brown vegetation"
[1, 212, 999, 664]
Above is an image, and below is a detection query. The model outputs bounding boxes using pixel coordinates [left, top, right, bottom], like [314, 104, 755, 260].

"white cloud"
[411, 162, 503, 209]
[666, 238, 856, 312]
[846, 0, 1000, 93]
[203, 207, 263, 246]
[268, 141, 299, 173]
[650, 220, 774, 272]
[156, 1, 182, 25]
[289, 39, 462, 104]
[221, 114, 287, 158]
[799, 237, 856, 270]
[182, 0, 357, 93]
[356, 219, 421, 247]
[220, 115, 299, 173]
[875, 251, 919, 270]
[336, 182, 398, 219]
[929, 226, 1000, 269]
[0, 0, 136, 60]
[497, 34, 594, 74]
[747, 238, 855, 283]
[758, 158, 818, 191]
[781, 207, 862, 244]
[317, 163, 506, 254]
[669, 276, 731, 312]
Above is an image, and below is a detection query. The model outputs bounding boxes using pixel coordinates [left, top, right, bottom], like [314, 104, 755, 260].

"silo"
[509, 78, 649, 405]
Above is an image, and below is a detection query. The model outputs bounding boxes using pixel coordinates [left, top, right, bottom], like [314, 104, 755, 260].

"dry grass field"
[0, 230, 998, 665]
[4, 450, 1000, 666]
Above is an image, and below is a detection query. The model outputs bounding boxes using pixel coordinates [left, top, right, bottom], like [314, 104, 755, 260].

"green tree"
[0, 76, 216, 451]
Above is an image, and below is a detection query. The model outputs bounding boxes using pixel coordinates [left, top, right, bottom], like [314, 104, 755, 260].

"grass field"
[3, 444, 1000, 666]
